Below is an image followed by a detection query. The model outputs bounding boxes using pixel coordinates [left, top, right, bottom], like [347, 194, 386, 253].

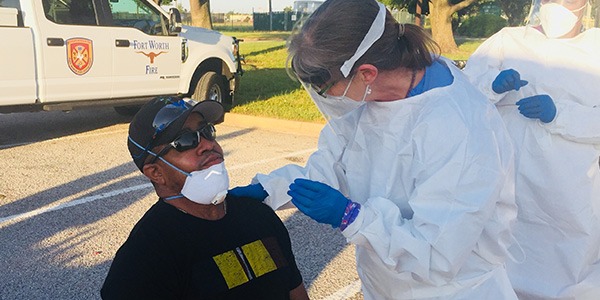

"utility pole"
[269, 0, 273, 31]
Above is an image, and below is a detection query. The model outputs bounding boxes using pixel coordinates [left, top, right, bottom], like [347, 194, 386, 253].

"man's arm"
[289, 282, 310, 300]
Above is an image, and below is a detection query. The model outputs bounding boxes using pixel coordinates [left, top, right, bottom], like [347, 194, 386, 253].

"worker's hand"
[492, 69, 528, 94]
[288, 179, 350, 228]
[228, 183, 268, 201]
[516, 94, 557, 123]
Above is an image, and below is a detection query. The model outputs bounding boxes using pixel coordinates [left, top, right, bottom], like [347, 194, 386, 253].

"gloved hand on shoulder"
[228, 183, 268, 201]
[288, 179, 351, 228]
[492, 69, 528, 94]
[516, 94, 557, 123]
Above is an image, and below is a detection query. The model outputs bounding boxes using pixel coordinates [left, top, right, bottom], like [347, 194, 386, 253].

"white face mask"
[539, 3, 583, 38]
[304, 75, 368, 121]
[327, 74, 371, 104]
[179, 161, 229, 205]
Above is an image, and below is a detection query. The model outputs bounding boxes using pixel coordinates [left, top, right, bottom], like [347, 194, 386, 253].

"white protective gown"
[464, 27, 600, 299]
[254, 59, 518, 299]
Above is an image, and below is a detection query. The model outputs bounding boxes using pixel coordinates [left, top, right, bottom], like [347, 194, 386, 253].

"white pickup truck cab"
[0, 0, 243, 115]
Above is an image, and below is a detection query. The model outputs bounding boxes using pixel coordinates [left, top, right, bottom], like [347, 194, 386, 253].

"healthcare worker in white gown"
[464, 0, 600, 298]
[229, 0, 519, 298]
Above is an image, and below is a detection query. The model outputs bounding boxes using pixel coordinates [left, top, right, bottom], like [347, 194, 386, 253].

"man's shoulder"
[226, 195, 273, 213]
[225, 195, 286, 228]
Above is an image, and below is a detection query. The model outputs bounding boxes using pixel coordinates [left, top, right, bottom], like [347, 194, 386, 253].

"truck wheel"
[114, 105, 141, 116]
[192, 71, 230, 110]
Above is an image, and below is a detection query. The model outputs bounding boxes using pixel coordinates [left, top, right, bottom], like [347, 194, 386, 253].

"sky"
[175, 0, 297, 14]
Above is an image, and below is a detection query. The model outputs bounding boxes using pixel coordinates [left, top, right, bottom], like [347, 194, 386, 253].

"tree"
[190, 0, 212, 29]
[497, 0, 531, 26]
[385, 0, 482, 53]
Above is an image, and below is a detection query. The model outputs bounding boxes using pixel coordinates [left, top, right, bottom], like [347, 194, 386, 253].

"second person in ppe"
[230, 0, 518, 298]
[464, 0, 600, 298]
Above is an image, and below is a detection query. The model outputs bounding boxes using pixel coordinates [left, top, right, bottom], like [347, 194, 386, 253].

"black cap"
[127, 96, 224, 171]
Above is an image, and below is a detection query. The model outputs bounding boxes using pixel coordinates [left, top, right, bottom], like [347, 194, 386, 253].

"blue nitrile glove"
[516, 94, 557, 123]
[492, 69, 529, 94]
[228, 183, 268, 201]
[288, 178, 350, 228]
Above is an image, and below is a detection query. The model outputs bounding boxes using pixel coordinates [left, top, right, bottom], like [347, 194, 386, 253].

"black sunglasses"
[149, 123, 217, 164]
[310, 80, 338, 97]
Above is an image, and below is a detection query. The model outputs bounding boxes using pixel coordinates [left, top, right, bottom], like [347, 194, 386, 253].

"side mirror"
[169, 8, 182, 34]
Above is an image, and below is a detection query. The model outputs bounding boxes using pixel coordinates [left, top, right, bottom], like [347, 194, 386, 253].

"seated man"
[101, 97, 309, 300]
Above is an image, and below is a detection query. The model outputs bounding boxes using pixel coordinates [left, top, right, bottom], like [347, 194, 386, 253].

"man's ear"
[356, 64, 378, 85]
[143, 163, 167, 185]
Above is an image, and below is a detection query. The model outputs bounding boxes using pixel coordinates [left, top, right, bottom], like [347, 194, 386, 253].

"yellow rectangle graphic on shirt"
[213, 250, 249, 289]
[242, 240, 277, 277]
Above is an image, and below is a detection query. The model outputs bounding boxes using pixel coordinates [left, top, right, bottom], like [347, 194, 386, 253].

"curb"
[223, 113, 324, 138]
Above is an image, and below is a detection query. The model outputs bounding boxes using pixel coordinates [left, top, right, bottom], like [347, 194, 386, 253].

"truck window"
[1, 0, 23, 26]
[42, 0, 97, 25]
[0, 0, 20, 9]
[109, 0, 166, 35]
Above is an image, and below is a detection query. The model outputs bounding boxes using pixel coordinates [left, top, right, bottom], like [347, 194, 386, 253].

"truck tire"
[114, 105, 141, 116]
[192, 71, 230, 110]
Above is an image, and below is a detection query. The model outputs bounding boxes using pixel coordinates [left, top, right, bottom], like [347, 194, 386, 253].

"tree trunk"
[430, 0, 457, 53]
[428, 0, 480, 53]
[190, 0, 212, 29]
[415, 0, 422, 26]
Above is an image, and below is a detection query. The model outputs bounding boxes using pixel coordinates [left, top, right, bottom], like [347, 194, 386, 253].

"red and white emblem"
[66, 38, 93, 75]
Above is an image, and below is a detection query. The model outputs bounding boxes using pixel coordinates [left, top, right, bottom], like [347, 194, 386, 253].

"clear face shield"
[526, 0, 599, 37]
[299, 80, 363, 122]
[293, 1, 387, 122]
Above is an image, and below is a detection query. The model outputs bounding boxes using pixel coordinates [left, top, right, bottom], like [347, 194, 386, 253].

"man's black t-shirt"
[101, 195, 303, 299]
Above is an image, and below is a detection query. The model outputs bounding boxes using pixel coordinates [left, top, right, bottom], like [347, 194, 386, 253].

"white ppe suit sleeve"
[463, 30, 507, 104]
[254, 123, 349, 210]
[341, 111, 511, 284]
[544, 101, 600, 144]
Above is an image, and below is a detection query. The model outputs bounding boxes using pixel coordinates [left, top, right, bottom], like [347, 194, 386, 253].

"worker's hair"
[287, 0, 440, 87]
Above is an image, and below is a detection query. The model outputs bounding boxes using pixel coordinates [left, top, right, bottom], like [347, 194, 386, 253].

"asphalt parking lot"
[0, 108, 362, 300]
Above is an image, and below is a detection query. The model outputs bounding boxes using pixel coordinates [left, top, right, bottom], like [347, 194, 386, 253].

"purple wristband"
[340, 202, 361, 231]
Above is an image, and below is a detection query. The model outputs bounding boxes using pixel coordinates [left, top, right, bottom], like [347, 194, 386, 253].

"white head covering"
[339, 1, 387, 77]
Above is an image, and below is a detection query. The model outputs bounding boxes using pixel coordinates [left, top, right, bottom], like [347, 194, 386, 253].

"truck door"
[0, 6, 36, 106]
[36, 0, 113, 103]
[105, 0, 182, 98]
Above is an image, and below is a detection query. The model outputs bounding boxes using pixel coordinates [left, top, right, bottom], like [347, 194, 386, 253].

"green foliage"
[457, 14, 507, 38]
[218, 30, 291, 41]
[497, 0, 531, 26]
[445, 38, 486, 60]
[224, 31, 483, 122]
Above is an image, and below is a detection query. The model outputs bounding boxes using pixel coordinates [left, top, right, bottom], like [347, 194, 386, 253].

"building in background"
[293, 0, 324, 14]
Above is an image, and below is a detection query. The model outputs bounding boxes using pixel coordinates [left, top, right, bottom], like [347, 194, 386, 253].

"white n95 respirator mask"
[180, 162, 229, 205]
[539, 3, 581, 38]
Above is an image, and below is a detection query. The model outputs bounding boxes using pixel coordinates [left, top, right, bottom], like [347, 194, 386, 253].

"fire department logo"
[66, 38, 93, 75]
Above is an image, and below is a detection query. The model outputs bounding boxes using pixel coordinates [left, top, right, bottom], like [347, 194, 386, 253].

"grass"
[227, 31, 484, 123]
[447, 37, 487, 60]
[228, 34, 323, 122]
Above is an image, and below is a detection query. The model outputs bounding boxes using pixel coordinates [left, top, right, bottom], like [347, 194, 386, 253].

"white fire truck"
[0, 0, 243, 115]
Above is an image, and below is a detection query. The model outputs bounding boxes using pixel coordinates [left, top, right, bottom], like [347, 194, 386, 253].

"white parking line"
[0, 184, 151, 227]
[321, 279, 362, 300]
[0, 148, 316, 227]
